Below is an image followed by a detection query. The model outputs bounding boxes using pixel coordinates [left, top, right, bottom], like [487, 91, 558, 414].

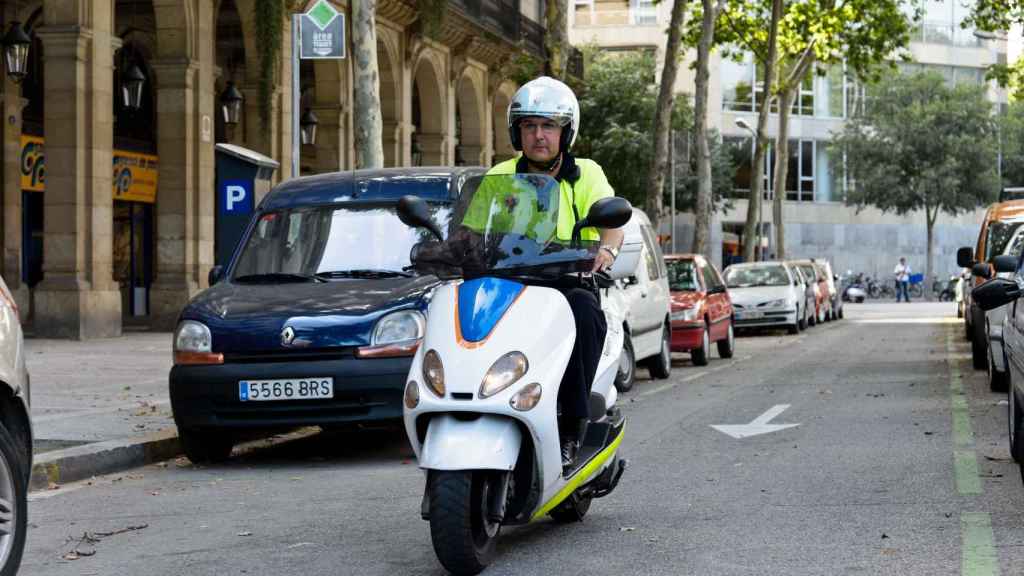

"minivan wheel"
[1010, 384, 1024, 463]
[644, 324, 672, 379]
[180, 428, 234, 464]
[971, 309, 988, 370]
[989, 343, 1009, 393]
[0, 422, 26, 576]
[614, 334, 636, 393]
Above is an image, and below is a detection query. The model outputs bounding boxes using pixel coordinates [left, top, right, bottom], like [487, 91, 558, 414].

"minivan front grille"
[222, 348, 356, 364]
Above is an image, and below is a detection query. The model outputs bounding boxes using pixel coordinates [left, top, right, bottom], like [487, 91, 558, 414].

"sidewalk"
[27, 332, 180, 490]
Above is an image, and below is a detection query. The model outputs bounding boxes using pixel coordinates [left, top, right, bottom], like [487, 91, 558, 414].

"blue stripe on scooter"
[457, 277, 525, 343]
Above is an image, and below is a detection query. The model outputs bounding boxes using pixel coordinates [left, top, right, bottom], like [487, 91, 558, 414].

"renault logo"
[281, 326, 296, 346]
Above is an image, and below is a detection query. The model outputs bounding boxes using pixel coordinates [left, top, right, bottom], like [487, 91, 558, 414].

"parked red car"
[665, 254, 735, 365]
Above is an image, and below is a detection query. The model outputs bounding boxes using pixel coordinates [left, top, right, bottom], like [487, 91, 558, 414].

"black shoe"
[561, 437, 578, 472]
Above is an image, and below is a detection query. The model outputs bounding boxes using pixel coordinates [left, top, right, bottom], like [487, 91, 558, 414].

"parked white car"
[723, 261, 807, 334]
[602, 208, 672, 392]
[0, 275, 31, 575]
[986, 220, 1024, 392]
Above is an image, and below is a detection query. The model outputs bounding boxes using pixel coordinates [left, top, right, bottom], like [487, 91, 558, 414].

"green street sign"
[300, 0, 346, 59]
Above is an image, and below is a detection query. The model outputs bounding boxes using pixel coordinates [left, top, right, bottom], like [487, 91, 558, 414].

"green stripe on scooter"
[531, 425, 626, 521]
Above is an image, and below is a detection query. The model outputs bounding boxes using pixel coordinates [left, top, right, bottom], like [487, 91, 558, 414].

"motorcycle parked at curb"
[398, 174, 633, 575]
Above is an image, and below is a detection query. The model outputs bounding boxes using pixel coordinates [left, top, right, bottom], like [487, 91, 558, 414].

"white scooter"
[397, 174, 632, 575]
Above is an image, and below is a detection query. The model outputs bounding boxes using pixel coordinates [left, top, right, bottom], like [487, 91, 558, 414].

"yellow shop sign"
[19, 136, 158, 203]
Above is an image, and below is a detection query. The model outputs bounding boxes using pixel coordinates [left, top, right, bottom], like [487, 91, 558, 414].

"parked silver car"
[0, 275, 31, 575]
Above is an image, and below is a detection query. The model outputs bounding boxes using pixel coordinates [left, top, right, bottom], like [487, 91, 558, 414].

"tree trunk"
[741, 0, 782, 263]
[771, 88, 795, 261]
[691, 0, 724, 259]
[644, 0, 689, 238]
[770, 52, 815, 261]
[352, 0, 384, 168]
[544, 0, 569, 80]
[926, 204, 937, 293]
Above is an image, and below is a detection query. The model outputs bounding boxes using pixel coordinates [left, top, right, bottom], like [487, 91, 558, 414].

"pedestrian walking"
[894, 257, 911, 302]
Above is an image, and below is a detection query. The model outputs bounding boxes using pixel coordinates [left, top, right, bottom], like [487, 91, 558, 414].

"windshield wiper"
[233, 272, 324, 284]
[315, 269, 414, 279]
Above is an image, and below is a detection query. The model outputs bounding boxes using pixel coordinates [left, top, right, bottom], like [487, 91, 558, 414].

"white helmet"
[507, 76, 580, 153]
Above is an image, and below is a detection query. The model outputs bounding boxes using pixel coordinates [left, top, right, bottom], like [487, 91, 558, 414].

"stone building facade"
[0, 0, 542, 338]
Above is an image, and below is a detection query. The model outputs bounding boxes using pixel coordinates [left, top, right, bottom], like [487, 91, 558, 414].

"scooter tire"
[549, 491, 592, 523]
[428, 471, 499, 576]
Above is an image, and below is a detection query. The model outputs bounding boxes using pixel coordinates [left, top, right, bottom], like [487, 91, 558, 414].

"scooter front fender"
[419, 414, 522, 471]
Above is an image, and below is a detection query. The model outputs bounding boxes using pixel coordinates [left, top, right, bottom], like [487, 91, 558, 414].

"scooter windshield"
[412, 173, 599, 280]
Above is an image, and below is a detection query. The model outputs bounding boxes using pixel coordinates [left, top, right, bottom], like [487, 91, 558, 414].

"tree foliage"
[1001, 101, 1024, 190]
[832, 71, 998, 277]
[573, 52, 734, 213]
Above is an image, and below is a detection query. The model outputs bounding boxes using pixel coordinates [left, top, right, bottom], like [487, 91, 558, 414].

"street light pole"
[735, 117, 760, 260]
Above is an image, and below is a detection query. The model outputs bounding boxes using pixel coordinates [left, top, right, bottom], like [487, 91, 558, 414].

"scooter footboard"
[419, 414, 522, 471]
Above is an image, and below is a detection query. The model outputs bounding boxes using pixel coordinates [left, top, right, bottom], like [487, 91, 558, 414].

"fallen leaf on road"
[150, 491, 160, 496]
[881, 533, 890, 539]
[155, 462, 168, 468]
[290, 477, 302, 481]
[619, 527, 636, 532]
[984, 455, 1012, 462]
[288, 542, 315, 549]
[238, 531, 253, 537]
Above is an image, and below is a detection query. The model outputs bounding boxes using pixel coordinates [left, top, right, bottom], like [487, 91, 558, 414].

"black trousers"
[558, 287, 608, 426]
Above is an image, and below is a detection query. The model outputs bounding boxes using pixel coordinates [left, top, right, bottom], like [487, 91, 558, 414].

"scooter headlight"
[510, 383, 542, 411]
[479, 352, 529, 398]
[422, 350, 445, 397]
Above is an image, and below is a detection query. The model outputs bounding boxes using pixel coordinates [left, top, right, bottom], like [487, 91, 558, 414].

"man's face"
[520, 117, 562, 164]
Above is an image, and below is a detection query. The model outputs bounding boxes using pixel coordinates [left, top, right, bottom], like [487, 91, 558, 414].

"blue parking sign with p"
[220, 179, 253, 215]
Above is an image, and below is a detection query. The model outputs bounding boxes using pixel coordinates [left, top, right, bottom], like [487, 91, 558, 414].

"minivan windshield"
[724, 265, 790, 288]
[988, 220, 1024, 261]
[665, 260, 699, 291]
[231, 203, 451, 283]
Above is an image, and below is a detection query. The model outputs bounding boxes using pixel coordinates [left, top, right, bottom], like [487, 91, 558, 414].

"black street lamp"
[300, 108, 319, 146]
[122, 63, 146, 110]
[3, 21, 30, 84]
[220, 82, 244, 126]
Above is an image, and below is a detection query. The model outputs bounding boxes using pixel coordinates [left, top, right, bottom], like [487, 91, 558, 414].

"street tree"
[575, 52, 735, 224]
[646, 0, 690, 239]
[832, 71, 999, 284]
[1001, 101, 1024, 189]
[694, 0, 782, 262]
[352, 0, 384, 168]
[544, 0, 569, 79]
[767, 0, 917, 260]
[690, 0, 727, 258]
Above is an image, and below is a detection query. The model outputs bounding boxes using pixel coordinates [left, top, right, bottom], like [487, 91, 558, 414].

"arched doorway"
[112, 0, 159, 321]
[412, 54, 445, 166]
[18, 7, 45, 307]
[378, 35, 400, 167]
[456, 72, 484, 166]
[492, 82, 516, 164]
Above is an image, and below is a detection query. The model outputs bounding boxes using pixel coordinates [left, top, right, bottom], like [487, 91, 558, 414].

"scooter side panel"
[419, 414, 523, 471]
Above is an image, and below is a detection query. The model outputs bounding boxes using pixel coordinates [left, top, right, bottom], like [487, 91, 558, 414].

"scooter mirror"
[993, 254, 1018, 274]
[957, 246, 974, 268]
[397, 195, 443, 242]
[570, 197, 632, 248]
[973, 277, 1021, 311]
[971, 262, 992, 279]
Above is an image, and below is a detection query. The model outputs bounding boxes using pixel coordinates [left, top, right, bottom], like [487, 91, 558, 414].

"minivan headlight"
[480, 352, 528, 398]
[175, 320, 212, 353]
[763, 299, 787, 309]
[372, 310, 425, 345]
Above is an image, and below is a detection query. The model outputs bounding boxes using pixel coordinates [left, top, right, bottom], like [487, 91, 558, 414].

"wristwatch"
[600, 245, 619, 259]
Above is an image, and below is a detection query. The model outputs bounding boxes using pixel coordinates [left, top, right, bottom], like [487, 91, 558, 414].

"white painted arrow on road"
[711, 404, 800, 439]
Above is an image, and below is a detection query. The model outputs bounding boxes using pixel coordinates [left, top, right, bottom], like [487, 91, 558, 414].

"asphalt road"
[21, 302, 1024, 576]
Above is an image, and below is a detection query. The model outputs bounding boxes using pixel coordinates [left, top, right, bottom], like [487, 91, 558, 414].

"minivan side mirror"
[209, 265, 224, 286]
[972, 262, 992, 279]
[396, 195, 443, 241]
[993, 254, 1018, 274]
[973, 277, 1021, 311]
[957, 246, 975, 268]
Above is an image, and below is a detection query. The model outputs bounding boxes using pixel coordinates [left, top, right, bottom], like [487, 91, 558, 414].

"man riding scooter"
[487, 77, 623, 471]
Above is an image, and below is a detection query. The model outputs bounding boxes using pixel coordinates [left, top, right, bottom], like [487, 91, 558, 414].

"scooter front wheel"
[429, 470, 500, 576]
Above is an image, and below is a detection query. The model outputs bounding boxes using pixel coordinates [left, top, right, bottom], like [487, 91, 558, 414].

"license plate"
[738, 310, 764, 320]
[239, 378, 334, 402]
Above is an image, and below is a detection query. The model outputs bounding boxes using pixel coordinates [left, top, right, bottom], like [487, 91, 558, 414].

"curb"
[29, 428, 181, 491]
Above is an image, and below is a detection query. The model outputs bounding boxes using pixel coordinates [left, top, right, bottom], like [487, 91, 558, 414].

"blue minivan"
[169, 167, 484, 462]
